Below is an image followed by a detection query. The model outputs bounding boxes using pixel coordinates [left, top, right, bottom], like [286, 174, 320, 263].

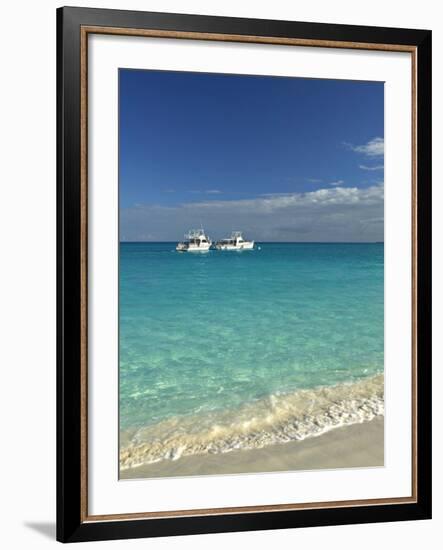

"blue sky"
[119, 69, 384, 242]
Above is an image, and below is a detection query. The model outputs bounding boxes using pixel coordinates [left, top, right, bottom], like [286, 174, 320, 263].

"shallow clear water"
[119, 243, 384, 460]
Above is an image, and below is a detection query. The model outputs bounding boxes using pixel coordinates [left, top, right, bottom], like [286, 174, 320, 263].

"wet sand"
[120, 417, 384, 480]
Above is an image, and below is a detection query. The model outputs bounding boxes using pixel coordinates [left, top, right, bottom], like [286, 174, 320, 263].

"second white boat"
[215, 231, 254, 250]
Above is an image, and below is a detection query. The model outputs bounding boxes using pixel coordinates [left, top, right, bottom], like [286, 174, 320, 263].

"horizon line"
[119, 240, 384, 244]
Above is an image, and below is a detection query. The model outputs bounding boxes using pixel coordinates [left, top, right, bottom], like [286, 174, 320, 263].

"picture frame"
[57, 6, 432, 543]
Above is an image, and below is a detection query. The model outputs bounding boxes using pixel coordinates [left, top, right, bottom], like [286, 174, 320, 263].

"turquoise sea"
[119, 243, 384, 468]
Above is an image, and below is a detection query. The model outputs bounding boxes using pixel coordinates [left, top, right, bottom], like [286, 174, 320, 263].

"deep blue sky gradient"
[119, 69, 384, 241]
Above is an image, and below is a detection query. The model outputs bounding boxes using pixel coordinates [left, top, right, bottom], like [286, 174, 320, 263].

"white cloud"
[259, 192, 297, 197]
[329, 180, 344, 186]
[189, 189, 222, 195]
[359, 164, 384, 171]
[347, 137, 384, 157]
[121, 183, 384, 242]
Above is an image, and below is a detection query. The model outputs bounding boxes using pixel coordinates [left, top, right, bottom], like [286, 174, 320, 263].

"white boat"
[176, 228, 212, 252]
[215, 231, 254, 250]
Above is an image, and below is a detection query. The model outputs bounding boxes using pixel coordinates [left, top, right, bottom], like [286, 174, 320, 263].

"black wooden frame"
[57, 6, 432, 543]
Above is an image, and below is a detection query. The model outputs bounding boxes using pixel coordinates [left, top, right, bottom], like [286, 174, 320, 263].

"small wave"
[120, 374, 384, 470]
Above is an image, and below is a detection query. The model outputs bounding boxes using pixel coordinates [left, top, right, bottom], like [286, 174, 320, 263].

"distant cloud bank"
[120, 183, 384, 242]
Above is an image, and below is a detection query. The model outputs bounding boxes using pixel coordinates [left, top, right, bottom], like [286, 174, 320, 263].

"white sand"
[120, 417, 384, 480]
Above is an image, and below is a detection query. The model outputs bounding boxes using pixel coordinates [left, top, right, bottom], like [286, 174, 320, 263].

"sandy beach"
[120, 417, 383, 480]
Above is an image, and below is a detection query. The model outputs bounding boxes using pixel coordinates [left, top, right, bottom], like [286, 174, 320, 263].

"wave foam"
[120, 374, 384, 470]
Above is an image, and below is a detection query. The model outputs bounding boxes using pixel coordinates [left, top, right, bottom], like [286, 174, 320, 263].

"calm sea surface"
[119, 243, 384, 467]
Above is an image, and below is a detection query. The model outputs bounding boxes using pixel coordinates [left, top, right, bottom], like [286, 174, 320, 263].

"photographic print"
[118, 69, 385, 480]
[57, 9, 432, 541]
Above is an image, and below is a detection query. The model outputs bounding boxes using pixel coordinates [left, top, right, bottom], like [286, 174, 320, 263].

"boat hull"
[216, 241, 254, 250]
[176, 244, 211, 252]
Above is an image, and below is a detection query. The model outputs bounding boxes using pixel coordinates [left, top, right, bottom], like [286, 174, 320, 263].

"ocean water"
[119, 242, 384, 468]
